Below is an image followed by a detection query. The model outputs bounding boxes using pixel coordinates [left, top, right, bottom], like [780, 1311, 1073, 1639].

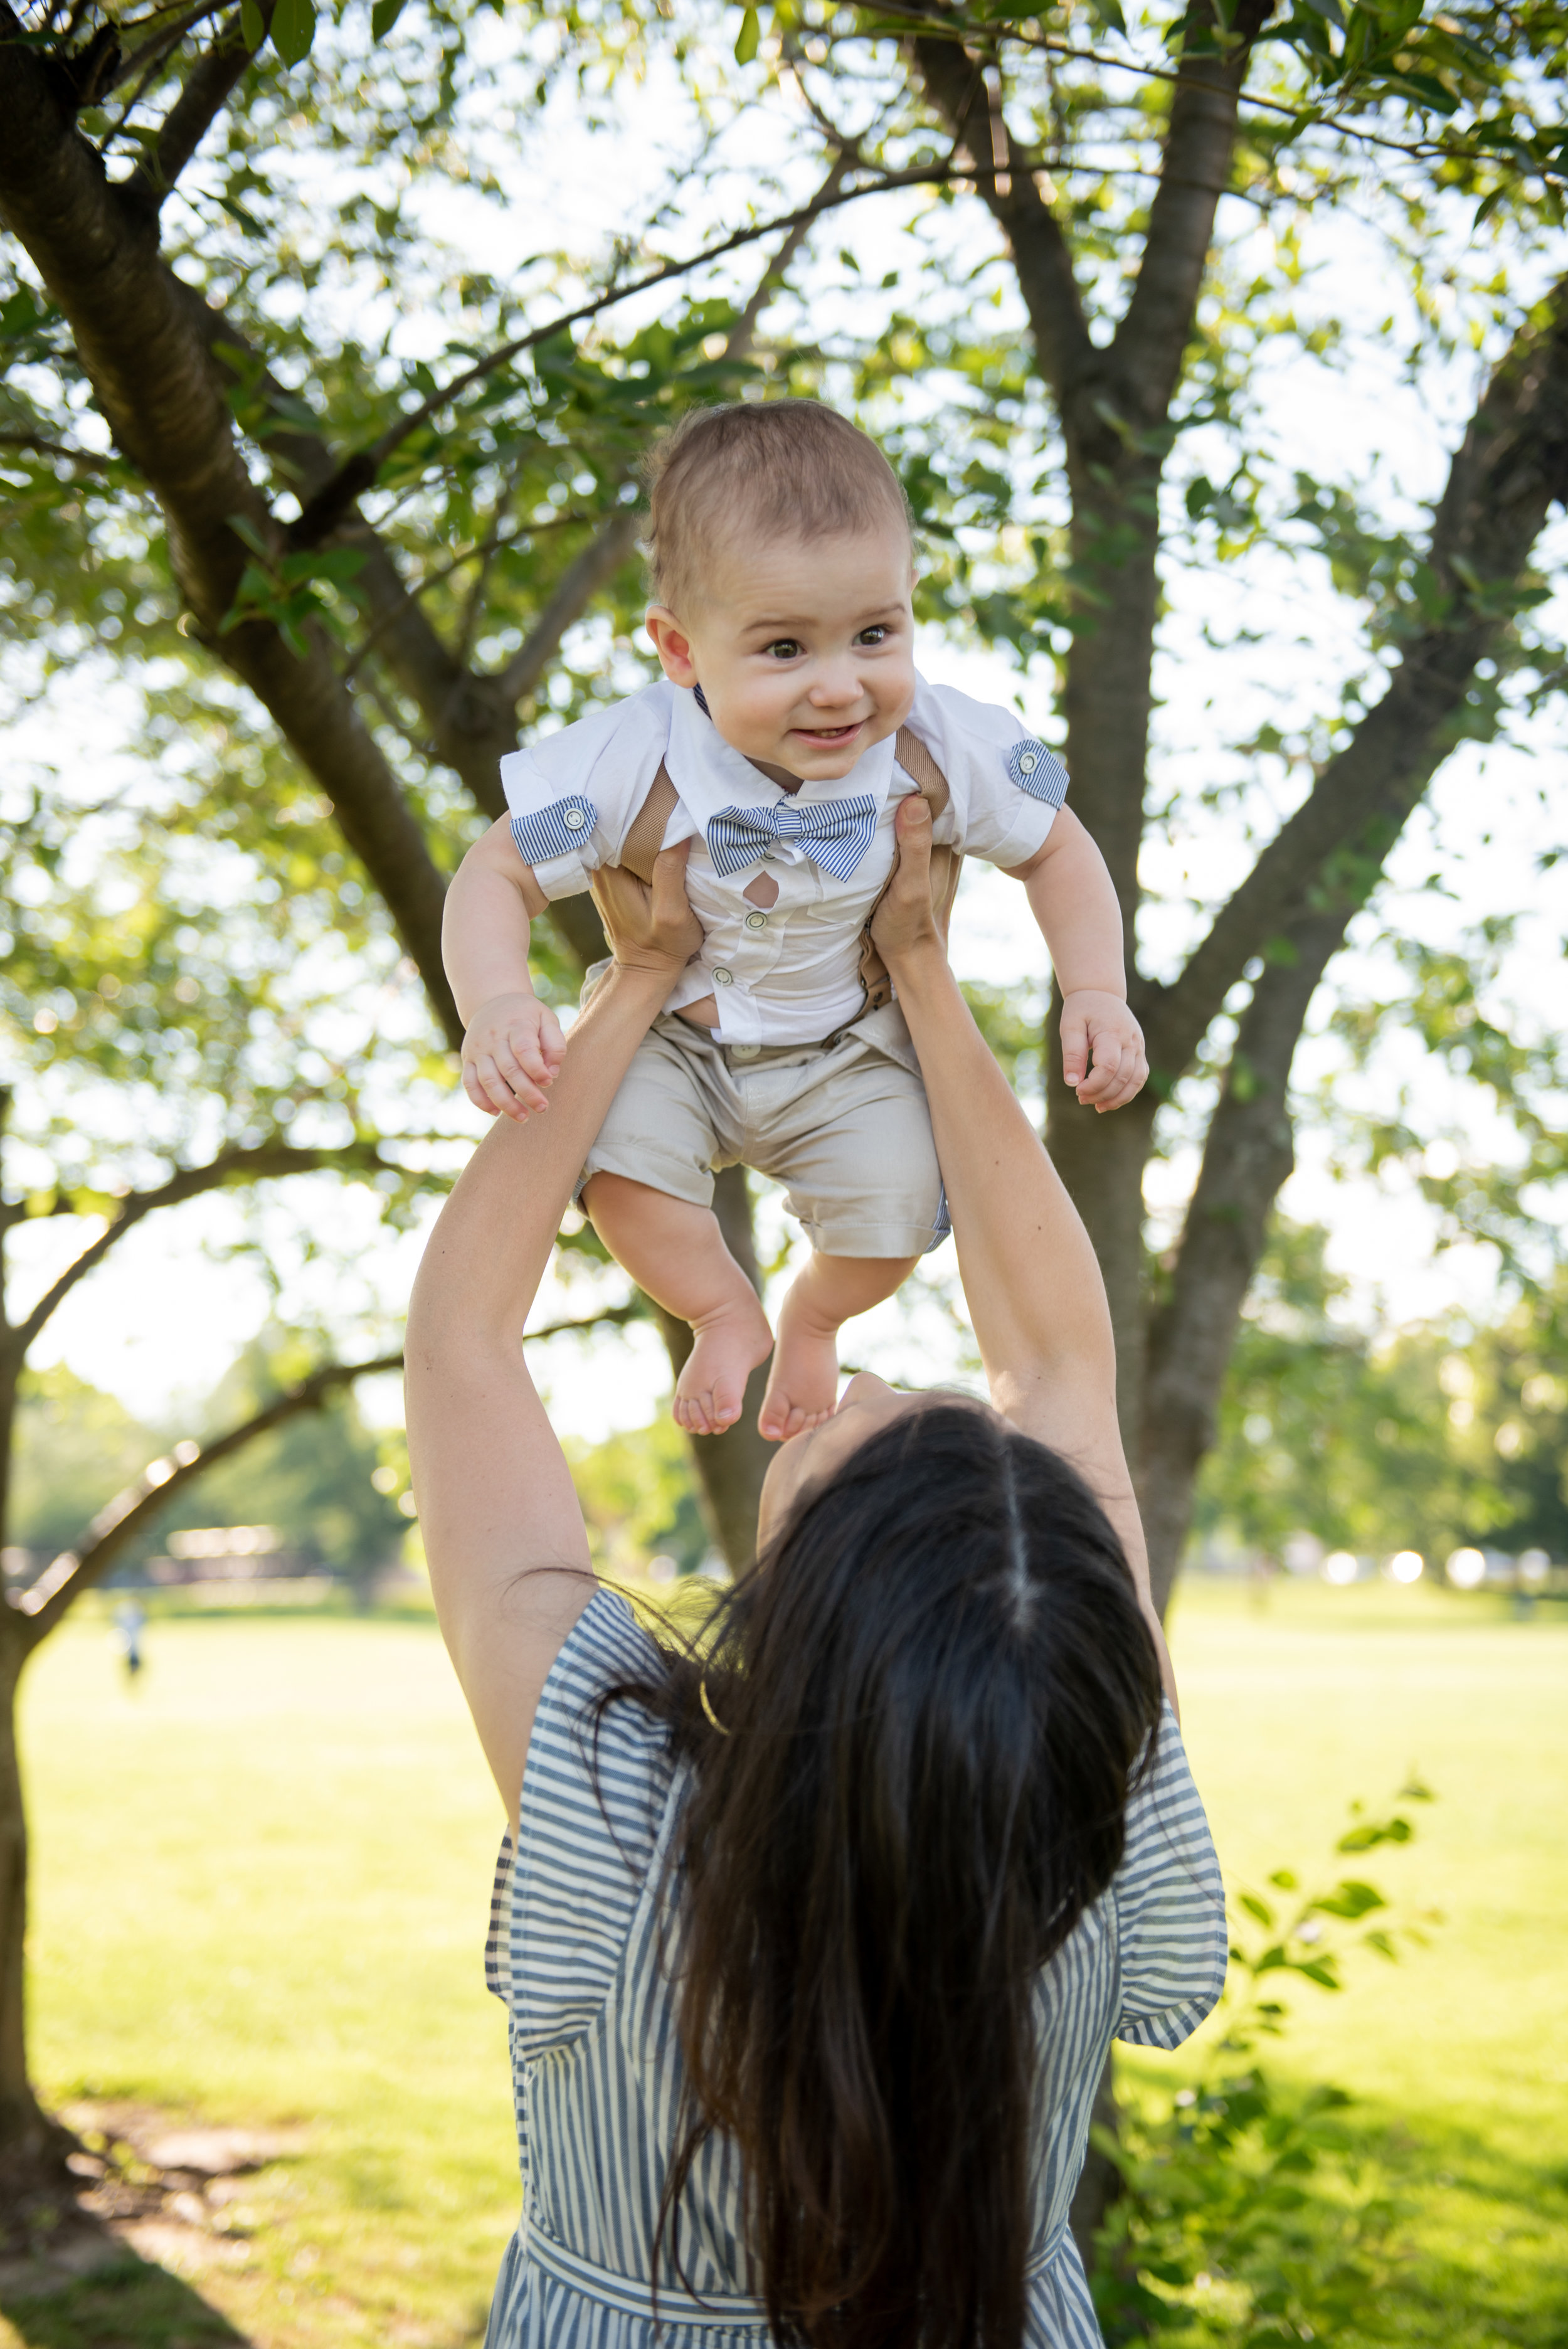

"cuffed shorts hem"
[790, 1216, 945, 1261]
[578, 1138, 716, 1212]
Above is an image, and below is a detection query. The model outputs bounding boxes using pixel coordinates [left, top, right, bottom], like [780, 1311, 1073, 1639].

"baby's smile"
[790, 718, 866, 745]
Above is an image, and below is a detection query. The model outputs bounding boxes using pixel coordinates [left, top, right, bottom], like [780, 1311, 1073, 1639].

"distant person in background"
[113, 1598, 145, 1683]
[407, 810, 1227, 2349]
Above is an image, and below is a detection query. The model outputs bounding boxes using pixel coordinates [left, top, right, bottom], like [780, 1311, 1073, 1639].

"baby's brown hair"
[644, 400, 911, 613]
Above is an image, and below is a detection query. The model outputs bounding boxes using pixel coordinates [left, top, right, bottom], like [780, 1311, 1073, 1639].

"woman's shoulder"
[525, 1586, 674, 1833]
[496, 1588, 679, 2056]
[1110, 1702, 1229, 2050]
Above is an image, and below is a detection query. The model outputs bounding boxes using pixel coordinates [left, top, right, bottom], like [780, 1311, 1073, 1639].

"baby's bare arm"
[443, 820, 565, 1121]
[443, 818, 549, 1021]
[1005, 809, 1148, 1113]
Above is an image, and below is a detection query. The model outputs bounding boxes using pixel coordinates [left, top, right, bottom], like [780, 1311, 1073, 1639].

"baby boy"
[443, 400, 1147, 1442]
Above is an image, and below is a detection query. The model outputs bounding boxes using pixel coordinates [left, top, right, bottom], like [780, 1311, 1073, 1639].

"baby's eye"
[856, 625, 889, 646]
[765, 639, 803, 660]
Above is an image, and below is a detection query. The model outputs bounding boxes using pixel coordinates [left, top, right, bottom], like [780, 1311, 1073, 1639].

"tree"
[0, 1098, 400, 2194]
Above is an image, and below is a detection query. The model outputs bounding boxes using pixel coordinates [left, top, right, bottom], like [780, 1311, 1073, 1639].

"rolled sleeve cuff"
[529, 849, 595, 900]
[990, 798, 1059, 872]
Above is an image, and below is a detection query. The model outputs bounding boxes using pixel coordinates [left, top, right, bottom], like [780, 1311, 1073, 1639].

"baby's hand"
[462, 992, 566, 1121]
[1061, 990, 1148, 1113]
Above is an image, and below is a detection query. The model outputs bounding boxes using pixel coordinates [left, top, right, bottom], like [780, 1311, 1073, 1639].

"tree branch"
[12, 1137, 389, 1354]
[724, 147, 852, 361]
[493, 509, 640, 704]
[906, 19, 1093, 405]
[10, 1294, 650, 1643]
[1138, 916, 1322, 1616]
[11, 1348, 405, 1644]
[1146, 272, 1568, 1080]
[125, 6, 262, 209]
[0, 51, 463, 1044]
[289, 159, 975, 549]
[1111, 0, 1273, 415]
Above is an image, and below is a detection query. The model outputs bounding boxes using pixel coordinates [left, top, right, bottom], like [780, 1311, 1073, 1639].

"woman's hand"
[590, 840, 702, 977]
[869, 797, 947, 972]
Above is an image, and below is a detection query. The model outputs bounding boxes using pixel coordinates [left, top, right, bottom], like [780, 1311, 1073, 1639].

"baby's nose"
[808, 658, 864, 704]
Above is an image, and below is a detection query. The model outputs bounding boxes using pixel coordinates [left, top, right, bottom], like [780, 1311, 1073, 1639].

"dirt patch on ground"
[0, 2102, 307, 2301]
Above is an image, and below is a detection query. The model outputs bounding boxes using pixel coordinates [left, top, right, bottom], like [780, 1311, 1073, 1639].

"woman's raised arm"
[406, 849, 700, 1821]
[871, 802, 1173, 1693]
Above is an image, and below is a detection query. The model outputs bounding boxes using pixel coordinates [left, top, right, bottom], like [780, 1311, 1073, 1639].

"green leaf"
[733, 6, 760, 63]
[226, 513, 274, 563]
[271, 0, 317, 68]
[1472, 186, 1505, 231]
[238, 0, 266, 51]
[1084, 0, 1128, 32]
[1239, 1892, 1275, 1927]
[371, 0, 408, 34]
[1268, 1869, 1298, 1890]
[1313, 1879, 1387, 1920]
[214, 191, 268, 238]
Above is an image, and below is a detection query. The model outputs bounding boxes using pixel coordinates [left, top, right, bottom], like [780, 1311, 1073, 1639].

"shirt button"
[563, 806, 587, 829]
[744, 912, 768, 931]
[712, 968, 734, 987]
[731, 1043, 760, 1062]
[1018, 753, 1037, 775]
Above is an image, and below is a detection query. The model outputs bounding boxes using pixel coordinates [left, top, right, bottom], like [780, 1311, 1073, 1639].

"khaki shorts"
[580, 987, 950, 1261]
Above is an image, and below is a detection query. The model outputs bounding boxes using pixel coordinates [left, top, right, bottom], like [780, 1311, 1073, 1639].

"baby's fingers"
[462, 1063, 503, 1119]
[539, 1005, 568, 1069]
[1075, 1036, 1125, 1103]
[1060, 1012, 1091, 1090]
[1095, 1045, 1150, 1114]
[472, 1048, 548, 1121]
[509, 1026, 558, 1088]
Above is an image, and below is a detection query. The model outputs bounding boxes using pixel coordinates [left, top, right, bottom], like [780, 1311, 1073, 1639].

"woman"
[406, 800, 1226, 2349]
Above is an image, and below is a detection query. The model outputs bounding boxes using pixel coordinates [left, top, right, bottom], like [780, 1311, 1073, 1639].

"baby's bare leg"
[583, 1173, 773, 1437]
[758, 1253, 919, 1443]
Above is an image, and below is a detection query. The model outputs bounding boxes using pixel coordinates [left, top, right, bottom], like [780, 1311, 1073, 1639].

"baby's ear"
[646, 607, 697, 686]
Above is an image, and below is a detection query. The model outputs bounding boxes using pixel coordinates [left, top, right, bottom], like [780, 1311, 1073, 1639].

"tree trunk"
[1043, 1004, 1158, 1455]
[650, 1165, 773, 1574]
[0, 1615, 71, 2207]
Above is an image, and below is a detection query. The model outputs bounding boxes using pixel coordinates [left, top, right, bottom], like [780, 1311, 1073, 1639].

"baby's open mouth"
[792, 721, 864, 743]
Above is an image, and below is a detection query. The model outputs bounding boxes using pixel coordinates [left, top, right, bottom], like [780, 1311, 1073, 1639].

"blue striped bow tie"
[706, 794, 880, 882]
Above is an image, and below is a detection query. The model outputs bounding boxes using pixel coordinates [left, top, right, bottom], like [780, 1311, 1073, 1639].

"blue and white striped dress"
[484, 1589, 1227, 2349]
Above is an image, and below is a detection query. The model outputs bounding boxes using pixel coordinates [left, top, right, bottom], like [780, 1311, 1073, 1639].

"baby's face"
[647, 522, 916, 783]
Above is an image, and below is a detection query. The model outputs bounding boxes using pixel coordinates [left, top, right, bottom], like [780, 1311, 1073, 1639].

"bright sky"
[5, 26, 1565, 1443]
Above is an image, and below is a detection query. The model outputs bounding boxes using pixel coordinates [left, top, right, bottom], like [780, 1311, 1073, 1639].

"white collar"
[662, 684, 898, 825]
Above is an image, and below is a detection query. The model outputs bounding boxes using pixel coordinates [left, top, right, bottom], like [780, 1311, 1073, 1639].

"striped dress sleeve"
[491, 1587, 677, 2060]
[1112, 1702, 1229, 2049]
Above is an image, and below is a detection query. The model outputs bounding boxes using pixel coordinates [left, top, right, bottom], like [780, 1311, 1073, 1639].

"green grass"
[7, 1577, 1567, 2346]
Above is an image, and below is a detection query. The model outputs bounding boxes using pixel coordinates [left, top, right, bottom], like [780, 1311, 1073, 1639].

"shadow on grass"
[0, 2246, 250, 2349]
[1374, 2106, 1568, 2349]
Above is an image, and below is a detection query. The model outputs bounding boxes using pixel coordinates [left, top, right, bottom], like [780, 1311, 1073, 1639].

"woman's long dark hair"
[614, 1404, 1163, 2349]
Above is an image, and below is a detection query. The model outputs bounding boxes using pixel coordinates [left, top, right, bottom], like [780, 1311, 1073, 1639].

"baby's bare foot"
[758, 1290, 842, 1443]
[674, 1290, 774, 1436]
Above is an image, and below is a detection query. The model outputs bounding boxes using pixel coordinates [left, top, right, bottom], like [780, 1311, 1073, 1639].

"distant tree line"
[1196, 1222, 1568, 1570]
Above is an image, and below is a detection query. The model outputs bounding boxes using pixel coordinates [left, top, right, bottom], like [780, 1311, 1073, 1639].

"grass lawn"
[6, 1575, 1566, 2346]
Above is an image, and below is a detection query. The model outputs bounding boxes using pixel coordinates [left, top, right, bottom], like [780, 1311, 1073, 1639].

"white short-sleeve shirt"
[499, 673, 1069, 1049]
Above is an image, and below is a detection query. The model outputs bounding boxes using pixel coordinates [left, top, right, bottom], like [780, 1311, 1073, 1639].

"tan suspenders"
[611, 728, 962, 1030]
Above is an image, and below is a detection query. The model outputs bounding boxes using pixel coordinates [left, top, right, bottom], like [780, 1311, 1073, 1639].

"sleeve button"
[712, 968, 734, 987]
[563, 807, 587, 829]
